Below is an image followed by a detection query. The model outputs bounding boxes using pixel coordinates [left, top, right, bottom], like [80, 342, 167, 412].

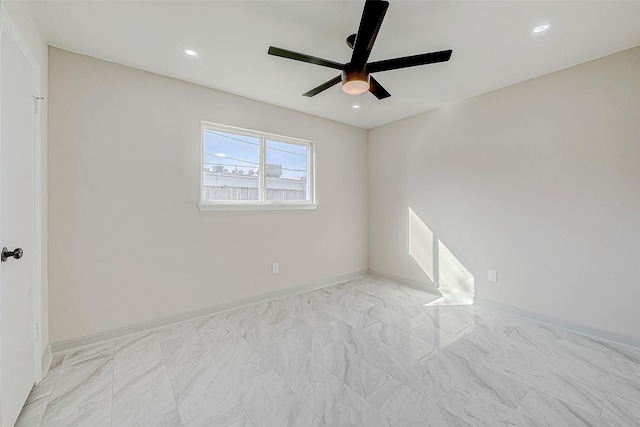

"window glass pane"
[203, 129, 259, 201]
[265, 140, 308, 201]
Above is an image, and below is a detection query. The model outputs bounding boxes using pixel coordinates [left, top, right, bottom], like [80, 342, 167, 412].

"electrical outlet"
[272, 263, 279, 274]
[488, 269, 498, 283]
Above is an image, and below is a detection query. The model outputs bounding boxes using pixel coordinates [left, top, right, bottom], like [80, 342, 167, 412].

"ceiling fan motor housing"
[341, 64, 370, 94]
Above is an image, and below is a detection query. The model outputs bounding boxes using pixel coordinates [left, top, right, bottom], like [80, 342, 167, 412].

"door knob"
[1, 247, 23, 262]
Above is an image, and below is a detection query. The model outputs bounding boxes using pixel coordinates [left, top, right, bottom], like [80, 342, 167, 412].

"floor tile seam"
[599, 393, 609, 418]
[218, 366, 255, 427]
[566, 338, 635, 362]
[433, 378, 460, 405]
[438, 405, 472, 427]
[407, 323, 459, 348]
[608, 391, 640, 410]
[542, 353, 637, 397]
[360, 322, 437, 362]
[367, 308, 429, 332]
[358, 383, 404, 426]
[436, 351, 533, 403]
[529, 378, 607, 419]
[213, 316, 245, 349]
[57, 342, 112, 364]
[315, 304, 367, 329]
[441, 308, 486, 326]
[450, 321, 471, 337]
[361, 351, 446, 407]
[297, 368, 337, 425]
[330, 293, 376, 313]
[484, 353, 578, 397]
[247, 367, 320, 426]
[293, 332, 333, 357]
[368, 375, 467, 427]
[167, 356, 227, 425]
[58, 349, 115, 376]
[322, 359, 374, 402]
[347, 325, 458, 395]
[31, 371, 59, 426]
[251, 304, 285, 335]
[245, 312, 285, 352]
[189, 316, 227, 348]
[466, 307, 494, 319]
[440, 380, 537, 426]
[313, 337, 398, 396]
[296, 307, 343, 332]
[17, 392, 49, 427]
[111, 362, 175, 425]
[513, 385, 534, 413]
[416, 345, 437, 362]
[526, 385, 607, 422]
[609, 359, 640, 383]
[547, 348, 615, 375]
[541, 338, 614, 368]
[541, 350, 554, 369]
[315, 366, 394, 425]
[40, 391, 111, 427]
[480, 361, 540, 394]
[346, 348, 407, 398]
[500, 332, 551, 363]
[156, 323, 196, 345]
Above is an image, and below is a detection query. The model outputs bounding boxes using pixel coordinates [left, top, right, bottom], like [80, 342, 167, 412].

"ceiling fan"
[267, 0, 452, 99]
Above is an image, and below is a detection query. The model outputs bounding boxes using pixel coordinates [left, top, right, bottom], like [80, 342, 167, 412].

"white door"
[0, 12, 37, 427]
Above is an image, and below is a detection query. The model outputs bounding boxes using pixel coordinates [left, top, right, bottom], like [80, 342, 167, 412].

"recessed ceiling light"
[352, 105, 360, 109]
[533, 23, 551, 34]
[183, 48, 197, 56]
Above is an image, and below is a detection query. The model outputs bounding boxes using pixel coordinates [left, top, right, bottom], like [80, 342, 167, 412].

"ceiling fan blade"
[369, 76, 390, 99]
[367, 50, 452, 73]
[351, 0, 389, 67]
[268, 46, 343, 70]
[303, 75, 342, 97]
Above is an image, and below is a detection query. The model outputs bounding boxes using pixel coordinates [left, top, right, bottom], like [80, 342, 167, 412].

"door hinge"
[33, 323, 40, 340]
[33, 96, 44, 114]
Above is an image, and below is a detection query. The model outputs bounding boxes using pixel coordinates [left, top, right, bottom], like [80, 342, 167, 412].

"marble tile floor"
[15, 275, 640, 426]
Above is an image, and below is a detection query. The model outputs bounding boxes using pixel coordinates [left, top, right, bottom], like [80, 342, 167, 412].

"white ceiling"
[27, 1, 640, 129]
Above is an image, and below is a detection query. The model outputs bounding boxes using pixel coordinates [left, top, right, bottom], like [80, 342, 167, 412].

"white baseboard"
[369, 270, 439, 294]
[369, 270, 640, 350]
[51, 270, 368, 354]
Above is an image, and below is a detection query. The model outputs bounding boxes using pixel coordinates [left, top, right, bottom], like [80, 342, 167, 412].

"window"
[200, 122, 316, 210]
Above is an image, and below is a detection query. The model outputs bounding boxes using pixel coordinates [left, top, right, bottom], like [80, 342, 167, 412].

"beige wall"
[49, 43, 640, 345]
[48, 48, 368, 343]
[369, 47, 640, 340]
[3, 1, 49, 356]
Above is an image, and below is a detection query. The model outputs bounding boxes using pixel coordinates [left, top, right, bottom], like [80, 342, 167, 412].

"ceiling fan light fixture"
[342, 79, 369, 95]
[341, 67, 369, 95]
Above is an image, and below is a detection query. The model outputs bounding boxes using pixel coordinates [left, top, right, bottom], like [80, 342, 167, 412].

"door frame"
[0, 2, 44, 385]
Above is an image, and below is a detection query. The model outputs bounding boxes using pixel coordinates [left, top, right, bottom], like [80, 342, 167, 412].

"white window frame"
[199, 121, 317, 211]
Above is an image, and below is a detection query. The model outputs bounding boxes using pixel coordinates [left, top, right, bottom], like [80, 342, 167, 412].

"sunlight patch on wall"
[408, 207, 434, 283]
[438, 239, 475, 304]
[407, 207, 475, 305]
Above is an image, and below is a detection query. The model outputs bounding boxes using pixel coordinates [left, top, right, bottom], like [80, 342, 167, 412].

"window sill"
[198, 203, 318, 212]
